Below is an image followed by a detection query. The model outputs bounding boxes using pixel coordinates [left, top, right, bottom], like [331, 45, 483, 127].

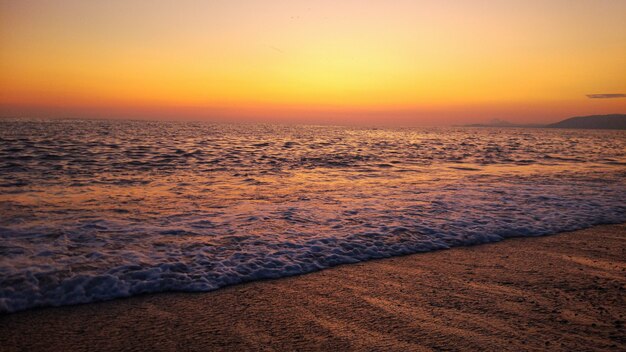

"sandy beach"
[1, 224, 624, 351]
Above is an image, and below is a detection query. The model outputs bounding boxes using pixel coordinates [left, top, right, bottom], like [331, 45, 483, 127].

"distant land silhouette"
[546, 114, 626, 130]
[464, 119, 544, 128]
[464, 114, 626, 130]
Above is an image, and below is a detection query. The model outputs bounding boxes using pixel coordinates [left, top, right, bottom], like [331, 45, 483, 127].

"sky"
[1, 0, 625, 125]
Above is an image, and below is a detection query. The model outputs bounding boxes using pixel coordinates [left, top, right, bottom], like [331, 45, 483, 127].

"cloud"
[586, 94, 626, 99]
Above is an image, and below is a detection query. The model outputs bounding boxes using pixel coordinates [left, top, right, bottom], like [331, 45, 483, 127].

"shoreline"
[1, 224, 624, 351]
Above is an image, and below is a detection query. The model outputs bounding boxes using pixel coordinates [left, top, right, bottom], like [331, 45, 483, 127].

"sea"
[1, 119, 625, 312]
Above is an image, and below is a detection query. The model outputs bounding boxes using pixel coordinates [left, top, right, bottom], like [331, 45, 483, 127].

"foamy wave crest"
[2, 182, 624, 313]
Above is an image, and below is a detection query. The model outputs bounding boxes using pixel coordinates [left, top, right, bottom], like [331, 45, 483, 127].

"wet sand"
[1, 224, 624, 351]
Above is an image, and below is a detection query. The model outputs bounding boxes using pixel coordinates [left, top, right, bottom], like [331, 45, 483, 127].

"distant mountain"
[463, 114, 626, 130]
[463, 119, 544, 128]
[465, 118, 514, 127]
[547, 114, 626, 130]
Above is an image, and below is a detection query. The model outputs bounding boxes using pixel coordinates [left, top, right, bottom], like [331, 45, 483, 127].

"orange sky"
[1, 0, 625, 125]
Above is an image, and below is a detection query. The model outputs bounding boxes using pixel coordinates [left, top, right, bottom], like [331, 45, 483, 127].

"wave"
[1, 121, 625, 313]
[1, 182, 624, 313]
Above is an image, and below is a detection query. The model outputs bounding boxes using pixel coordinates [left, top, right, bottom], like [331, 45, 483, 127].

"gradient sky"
[1, 0, 625, 125]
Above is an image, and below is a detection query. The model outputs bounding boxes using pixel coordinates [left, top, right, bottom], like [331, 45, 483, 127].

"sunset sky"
[1, 0, 625, 125]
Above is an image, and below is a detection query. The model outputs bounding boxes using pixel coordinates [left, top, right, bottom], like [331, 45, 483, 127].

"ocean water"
[1, 119, 625, 313]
